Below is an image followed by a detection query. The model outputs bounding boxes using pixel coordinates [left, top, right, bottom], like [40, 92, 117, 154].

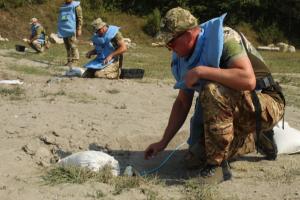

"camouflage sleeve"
[35, 26, 44, 37]
[114, 32, 124, 42]
[220, 27, 247, 68]
[75, 5, 83, 30]
[111, 32, 124, 48]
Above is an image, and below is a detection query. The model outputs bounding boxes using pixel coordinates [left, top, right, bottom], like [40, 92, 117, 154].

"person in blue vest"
[57, 0, 83, 67]
[144, 7, 285, 183]
[27, 18, 46, 53]
[82, 18, 127, 79]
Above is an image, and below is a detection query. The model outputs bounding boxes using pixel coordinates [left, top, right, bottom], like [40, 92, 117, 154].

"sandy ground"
[0, 49, 300, 200]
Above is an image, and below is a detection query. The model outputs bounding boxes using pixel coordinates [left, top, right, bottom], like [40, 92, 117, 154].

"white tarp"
[0, 80, 23, 85]
[58, 151, 120, 176]
[274, 121, 300, 154]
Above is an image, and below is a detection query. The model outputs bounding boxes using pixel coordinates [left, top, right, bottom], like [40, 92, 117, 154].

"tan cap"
[91, 18, 107, 32]
[29, 17, 38, 25]
[159, 7, 198, 43]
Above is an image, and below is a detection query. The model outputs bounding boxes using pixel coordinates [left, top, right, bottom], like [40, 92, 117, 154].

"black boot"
[199, 160, 232, 183]
[258, 129, 278, 160]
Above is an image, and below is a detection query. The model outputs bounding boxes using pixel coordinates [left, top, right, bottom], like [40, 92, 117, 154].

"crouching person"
[82, 18, 127, 79]
[28, 18, 46, 53]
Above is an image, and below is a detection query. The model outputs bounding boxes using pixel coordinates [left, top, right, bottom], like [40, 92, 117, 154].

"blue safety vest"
[57, 1, 80, 38]
[31, 23, 45, 44]
[171, 13, 226, 92]
[171, 14, 226, 145]
[84, 25, 120, 69]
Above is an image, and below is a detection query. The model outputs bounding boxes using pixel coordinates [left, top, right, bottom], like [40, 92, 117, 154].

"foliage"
[257, 23, 285, 45]
[143, 8, 161, 37]
[0, 0, 48, 9]
[0, 0, 299, 46]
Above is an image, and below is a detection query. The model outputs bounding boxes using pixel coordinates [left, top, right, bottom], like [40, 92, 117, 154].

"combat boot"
[257, 129, 277, 160]
[184, 142, 206, 170]
[198, 160, 232, 184]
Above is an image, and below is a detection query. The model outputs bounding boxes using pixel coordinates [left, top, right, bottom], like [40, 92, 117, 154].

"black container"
[120, 68, 145, 79]
[15, 45, 26, 52]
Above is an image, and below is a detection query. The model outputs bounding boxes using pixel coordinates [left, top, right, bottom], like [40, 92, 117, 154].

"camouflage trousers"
[196, 82, 284, 165]
[82, 61, 120, 79]
[63, 36, 79, 62]
[29, 40, 44, 53]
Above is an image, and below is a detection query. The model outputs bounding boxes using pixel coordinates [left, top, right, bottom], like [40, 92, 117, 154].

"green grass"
[9, 65, 52, 76]
[0, 86, 25, 100]
[43, 166, 164, 196]
[261, 51, 300, 73]
[42, 166, 114, 185]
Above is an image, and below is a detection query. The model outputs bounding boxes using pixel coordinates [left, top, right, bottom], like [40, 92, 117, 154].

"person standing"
[58, 0, 83, 67]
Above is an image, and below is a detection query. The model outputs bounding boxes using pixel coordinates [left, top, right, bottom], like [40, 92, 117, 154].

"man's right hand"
[144, 141, 167, 160]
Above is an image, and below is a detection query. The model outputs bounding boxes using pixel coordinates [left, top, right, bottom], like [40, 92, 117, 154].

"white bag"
[274, 121, 300, 154]
[58, 151, 120, 176]
[64, 67, 85, 77]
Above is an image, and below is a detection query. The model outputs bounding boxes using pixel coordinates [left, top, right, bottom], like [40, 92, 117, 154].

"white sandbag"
[58, 151, 120, 176]
[274, 121, 300, 154]
[64, 67, 85, 77]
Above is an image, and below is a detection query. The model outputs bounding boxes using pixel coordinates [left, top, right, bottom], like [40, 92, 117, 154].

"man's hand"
[76, 29, 82, 37]
[184, 67, 201, 88]
[103, 55, 113, 64]
[86, 51, 93, 59]
[144, 141, 167, 160]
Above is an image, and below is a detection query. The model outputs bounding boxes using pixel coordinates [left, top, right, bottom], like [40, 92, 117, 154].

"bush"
[257, 23, 286, 45]
[143, 8, 161, 37]
[235, 22, 259, 47]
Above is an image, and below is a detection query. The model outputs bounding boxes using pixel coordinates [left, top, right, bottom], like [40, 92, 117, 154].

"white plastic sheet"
[64, 67, 85, 77]
[0, 80, 23, 85]
[274, 121, 300, 154]
[58, 151, 120, 176]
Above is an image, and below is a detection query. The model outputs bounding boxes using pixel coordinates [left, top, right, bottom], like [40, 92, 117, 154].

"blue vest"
[84, 26, 120, 70]
[57, 1, 80, 38]
[171, 13, 226, 92]
[31, 23, 45, 44]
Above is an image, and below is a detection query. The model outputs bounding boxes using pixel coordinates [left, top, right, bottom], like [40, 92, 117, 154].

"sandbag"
[274, 121, 300, 154]
[64, 67, 85, 77]
[58, 151, 120, 176]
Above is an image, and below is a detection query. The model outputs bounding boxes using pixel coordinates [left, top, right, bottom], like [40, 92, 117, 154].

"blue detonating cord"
[140, 142, 187, 176]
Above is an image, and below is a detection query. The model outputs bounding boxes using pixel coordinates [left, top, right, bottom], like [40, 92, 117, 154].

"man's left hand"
[185, 67, 201, 88]
[104, 55, 113, 64]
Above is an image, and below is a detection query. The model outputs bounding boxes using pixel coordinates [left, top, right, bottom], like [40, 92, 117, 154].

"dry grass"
[182, 179, 219, 200]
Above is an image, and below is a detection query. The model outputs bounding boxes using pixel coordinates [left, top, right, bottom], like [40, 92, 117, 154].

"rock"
[49, 33, 64, 44]
[0, 185, 7, 190]
[23, 38, 30, 43]
[123, 37, 136, 48]
[39, 135, 57, 145]
[151, 42, 165, 47]
[276, 42, 289, 52]
[123, 38, 131, 43]
[0, 35, 9, 42]
[287, 45, 296, 53]
[35, 147, 52, 167]
[22, 144, 37, 156]
[268, 43, 275, 47]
